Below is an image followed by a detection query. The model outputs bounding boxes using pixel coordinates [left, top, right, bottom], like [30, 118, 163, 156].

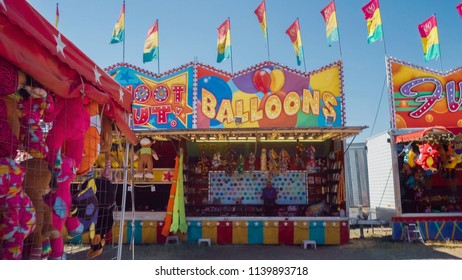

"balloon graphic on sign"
[197, 75, 232, 128]
[252, 69, 271, 94]
[270, 68, 285, 92]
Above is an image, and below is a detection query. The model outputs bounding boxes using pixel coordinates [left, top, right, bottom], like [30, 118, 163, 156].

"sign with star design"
[108, 60, 345, 131]
[389, 57, 462, 129]
[110, 65, 194, 130]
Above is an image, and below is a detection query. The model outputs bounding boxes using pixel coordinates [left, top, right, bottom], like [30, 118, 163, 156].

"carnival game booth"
[0, 0, 136, 260]
[387, 57, 462, 241]
[107, 60, 366, 246]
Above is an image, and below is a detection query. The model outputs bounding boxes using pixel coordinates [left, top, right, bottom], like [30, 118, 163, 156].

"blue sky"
[28, 0, 462, 142]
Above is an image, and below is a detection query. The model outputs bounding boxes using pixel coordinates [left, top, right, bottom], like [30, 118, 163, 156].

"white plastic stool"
[165, 235, 180, 245]
[301, 240, 316, 250]
[198, 238, 211, 246]
[404, 223, 424, 243]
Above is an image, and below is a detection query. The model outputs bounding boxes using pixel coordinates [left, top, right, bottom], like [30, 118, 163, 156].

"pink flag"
[457, 2, 462, 18]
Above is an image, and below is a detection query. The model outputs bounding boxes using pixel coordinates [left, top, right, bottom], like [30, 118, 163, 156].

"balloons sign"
[270, 68, 285, 92]
[252, 69, 271, 94]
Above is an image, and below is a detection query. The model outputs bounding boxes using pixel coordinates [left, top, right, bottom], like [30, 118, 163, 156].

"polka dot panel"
[209, 171, 308, 205]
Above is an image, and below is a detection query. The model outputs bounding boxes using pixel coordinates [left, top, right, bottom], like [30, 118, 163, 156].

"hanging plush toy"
[16, 82, 54, 259]
[260, 148, 267, 172]
[0, 61, 36, 260]
[444, 142, 462, 169]
[87, 177, 117, 259]
[0, 158, 36, 260]
[279, 148, 290, 173]
[211, 152, 222, 170]
[21, 157, 52, 260]
[110, 141, 125, 168]
[237, 154, 244, 174]
[44, 155, 76, 260]
[224, 150, 237, 176]
[414, 142, 440, 175]
[403, 144, 416, 168]
[295, 144, 305, 169]
[134, 137, 158, 179]
[197, 151, 210, 175]
[248, 152, 256, 174]
[306, 145, 316, 172]
[100, 116, 113, 179]
[267, 149, 279, 179]
[65, 178, 99, 239]
[45, 96, 90, 171]
[77, 101, 101, 176]
[17, 86, 54, 159]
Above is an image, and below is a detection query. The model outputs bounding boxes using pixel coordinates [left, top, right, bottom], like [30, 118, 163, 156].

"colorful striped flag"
[217, 18, 231, 63]
[143, 20, 159, 63]
[418, 15, 440, 62]
[55, 3, 59, 28]
[320, 1, 339, 47]
[361, 0, 383, 44]
[254, 1, 268, 40]
[285, 19, 304, 66]
[110, 2, 125, 44]
[457, 2, 462, 18]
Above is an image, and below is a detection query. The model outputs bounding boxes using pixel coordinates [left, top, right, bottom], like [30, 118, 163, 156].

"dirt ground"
[66, 226, 462, 260]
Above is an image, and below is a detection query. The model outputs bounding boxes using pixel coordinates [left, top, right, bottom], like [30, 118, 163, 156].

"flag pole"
[264, 0, 271, 61]
[122, 0, 126, 63]
[332, 0, 343, 59]
[157, 19, 160, 75]
[299, 17, 307, 73]
[229, 17, 234, 74]
[379, 1, 388, 57]
[55, 2, 59, 29]
[434, 13, 444, 72]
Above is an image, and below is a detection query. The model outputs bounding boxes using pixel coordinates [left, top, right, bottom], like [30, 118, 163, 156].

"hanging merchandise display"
[387, 58, 462, 241]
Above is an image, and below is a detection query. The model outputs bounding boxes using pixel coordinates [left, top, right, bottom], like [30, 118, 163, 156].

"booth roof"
[394, 126, 461, 143]
[134, 126, 367, 142]
[0, 0, 136, 144]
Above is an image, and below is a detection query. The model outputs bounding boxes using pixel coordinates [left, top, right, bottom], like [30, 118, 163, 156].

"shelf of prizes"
[74, 135, 357, 246]
[387, 58, 462, 241]
[101, 60, 366, 246]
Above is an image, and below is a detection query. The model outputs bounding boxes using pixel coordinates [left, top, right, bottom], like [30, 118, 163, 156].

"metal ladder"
[404, 223, 424, 243]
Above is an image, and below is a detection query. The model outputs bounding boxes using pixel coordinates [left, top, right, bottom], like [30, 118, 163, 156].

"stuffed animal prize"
[134, 137, 158, 179]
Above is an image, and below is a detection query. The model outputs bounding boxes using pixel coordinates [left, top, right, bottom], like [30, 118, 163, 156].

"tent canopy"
[0, 0, 136, 144]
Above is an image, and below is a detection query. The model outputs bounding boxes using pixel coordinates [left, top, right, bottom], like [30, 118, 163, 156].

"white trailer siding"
[366, 132, 396, 217]
[344, 142, 369, 208]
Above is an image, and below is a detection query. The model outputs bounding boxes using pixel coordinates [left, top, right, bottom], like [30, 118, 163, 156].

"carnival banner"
[109, 61, 343, 130]
[196, 62, 344, 128]
[108, 65, 194, 130]
[389, 58, 462, 129]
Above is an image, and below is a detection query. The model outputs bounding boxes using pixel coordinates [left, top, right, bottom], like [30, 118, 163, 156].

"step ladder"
[404, 223, 424, 243]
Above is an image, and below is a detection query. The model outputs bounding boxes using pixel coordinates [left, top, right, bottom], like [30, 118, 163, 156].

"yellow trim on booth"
[141, 221, 157, 243]
[263, 221, 279, 244]
[202, 220, 217, 244]
[325, 221, 340, 244]
[293, 221, 309, 244]
[232, 220, 248, 244]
